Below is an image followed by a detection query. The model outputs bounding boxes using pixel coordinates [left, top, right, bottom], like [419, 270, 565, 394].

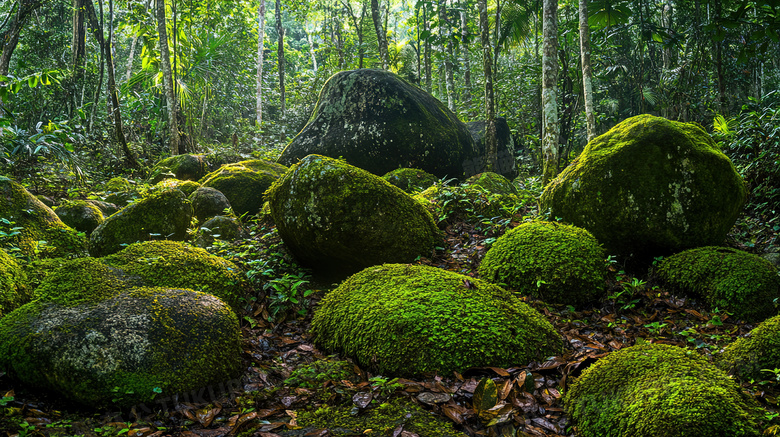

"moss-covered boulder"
[381, 168, 438, 193]
[719, 315, 780, 381]
[564, 343, 761, 437]
[0, 286, 241, 408]
[464, 172, 518, 196]
[194, 216, 247, 248]
[465, 117, 517, 179]
[103, 176, 133, 192]
[267, 155, 440, 272]
[54, 200, 105, 234]
[88, 188, 193, 257]
[277, 69, 479, 179]
[311, 264, 563, 377]
[85, 199, 120, 218]
[155, 178, 200, 196]
[655, 246, 780, 322]
[0, 177, 87, 259]
[148, 154, 209, 183]
[199, 159, 288, 217]
[479, 221, 605, 307]
[540, 115, 747, 260]
[0, 249, 31, 318]
[189, 187, 232, 223]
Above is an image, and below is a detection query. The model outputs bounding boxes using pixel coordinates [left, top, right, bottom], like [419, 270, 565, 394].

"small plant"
[644, 321, 668, 335]
[369, 376, 403, 397]
[761, 368, 780, 385]
[264, 272, 314, 321]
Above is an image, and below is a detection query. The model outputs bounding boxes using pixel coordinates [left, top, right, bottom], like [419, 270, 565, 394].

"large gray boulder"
[277, 69, 480, 179]
[465, 117, 517, 179]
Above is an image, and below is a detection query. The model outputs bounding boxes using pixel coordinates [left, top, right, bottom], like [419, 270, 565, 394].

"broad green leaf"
[473, 377, 497, 414]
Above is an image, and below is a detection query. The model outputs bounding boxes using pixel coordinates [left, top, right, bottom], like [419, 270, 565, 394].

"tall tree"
[479, 0, 497, 171]
[156, 0, 180, 155]
[370, 0, 388, 69]
[423, 4, 432, 92]
[0, 0, 46, 77]
[439, 0, 455, 110]
[460, 10, 471, 107]
[256, 0, 265, 127]
[579, 0, 595, 142]
[541, 0, 559, 185]
[276, 0, 285, 135]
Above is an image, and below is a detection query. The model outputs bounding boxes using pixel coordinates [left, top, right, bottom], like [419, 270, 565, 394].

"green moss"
[54, 200, 105, 233]
[718, 314, 780, 380]
[296, 398, 465, 436]
[311, 264, 562, 377]
[540, 115, 747, 260]
[155, 178, 201, 196]
[0, 249, 31, 318]
[266, 155, 441, 272]
[564, 343, 761, 437]
[32, 257, 133, 304]
[464, 172, 518, 195]
[381, 168, 438, 193]
[101, 240, 247, 311]
[104, 177, 133, 192]
[655, 246, 780, 322]
[190, 187, 232, 223]
[478, 221, 606, 307]
[285, 358, 359, 389]
[414, 183, 533, 225]
[199, 159, 287, 217]
[148, 154, 209, 183]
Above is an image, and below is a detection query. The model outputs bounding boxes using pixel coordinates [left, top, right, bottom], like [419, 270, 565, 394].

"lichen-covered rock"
[189, 187, 232, 223]
[0, 286, 241, 408]
[465, 172, 519, 196]
[148, 154, 209, 184]
[311, 264, 563, 377]
[564, 343, 761, 437]
[199, 159, 288, 217]
[381, 168, 438, 193]
[0, 177, 87, 259]
[194, 216, 247, 248]
[719, 315, 780, 381]
[88, 188, 193, 257]
[540, 115, 747, 260]
[0, 249, 31, 318]
[155, 178, 201, 196]
[54, 200, 105, 234]
[465, 117, 517, 179]
[479, 221, 605, 307]
[277, 69, 479, 179]
[655, 246, 780, 322]
[267, 155, 440, 272]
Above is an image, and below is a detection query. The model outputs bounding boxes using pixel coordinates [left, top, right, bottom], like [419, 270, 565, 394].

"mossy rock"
[189, 187, 232, 223]
[194, 216, 247, 248]
[277, 69, 479, 179]
[54, 200, 105, 234]
[719, 315, 780, 381]
[311, 264, 563, 377]
[199, 159, 288, 217]
[103, 176, 133, 192]
[266, 155, 440, 272]
[655, 246, 780, 322]
[464, 172, 519, 196]
[381, 168, 438, 193]
[101, 240, 247, 311]
[155, 178, 201, 196]
[88, 188, 193, 257]
[284, 358, 360, 389]
[540, 115, 747, 260]
[0, 177, 87, 259]
[0, 286, 241, 408]
[148, 154, 209, 184]
[0, 249, 31, 318]
[85, 199, 120, 218]
[465, 117, 517, 179]
[104, 190, 141, 208]
[564, 343, 761, 437]
[478, 221, 606, 307]
[413, 183, 531, 224]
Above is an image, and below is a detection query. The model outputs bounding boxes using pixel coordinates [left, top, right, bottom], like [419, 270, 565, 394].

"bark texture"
[541, 0, 559, 185]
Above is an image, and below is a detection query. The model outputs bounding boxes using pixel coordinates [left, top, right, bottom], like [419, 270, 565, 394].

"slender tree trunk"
[439, 0, 455, 110]
[542, 0, 559, 185]
[479, 0, 496, 172]
[371, 0, 388, 69]
[460, 10, 471, 107]
[256, 0, 265, 127]
[415, 4, 422, 83]
[276, 0, 285, 139]
[89, 0, 105, 132]
[423, 5, 432, 92]
[712, 0, 726, 113]
[579, 0, 595, 142]
[1, 1, 44, 77]
[305, 28, 317, 71]
[156, 0, 180, 155]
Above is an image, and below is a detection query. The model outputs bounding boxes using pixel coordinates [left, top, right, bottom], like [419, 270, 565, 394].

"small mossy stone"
[266, 155, 440, 272]
[310, 264, 563, 377]
[194, 216, 246, 248]
[0, 178, 87, 259]
[199, 159, 287, 217]
[88, 188, 193, 257]
[104, 177, 133, 192]
[478, 221, 606, 307]
[85, 199, 120, 218]
[464, 172, 519, 196]
[54, 200, 105, 234]
[381, 168, 438, 193]
[189, 187, 232, 223]
[564, 343, 761, 437]
[148, 154, 209, 184]
[0, 286, 241, 408]
[719, 315, 780, 381]
[0, 249, 31, 318]
[155, 178, 201, 196]
[540, 115, 747, 261]
[655, 246, 780, 322]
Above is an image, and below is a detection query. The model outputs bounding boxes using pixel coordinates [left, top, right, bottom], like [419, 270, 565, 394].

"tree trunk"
[541, 0, 559, 185]
[439, 0, 455, 110]
[578, 0, 595, 142]
[89, 0, 105, 132]
[460, 10, 471, 107]
[305, 28, 317, 71]
[256, 0, 265, 127]
[276, 0, 285, 139]
[156, 0, 180, 155]
[423, 4, 432, 93]
[479, 0, 497, 172]
[1, 1, 44, 77]
[371, 0, 388, 69]
[712, 1, 726, 113]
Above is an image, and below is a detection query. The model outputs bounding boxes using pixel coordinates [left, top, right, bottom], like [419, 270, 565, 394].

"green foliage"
[284, 358, 358, 389]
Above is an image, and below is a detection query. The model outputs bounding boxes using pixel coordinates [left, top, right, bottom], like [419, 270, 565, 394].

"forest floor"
[1, 203, 779, 437]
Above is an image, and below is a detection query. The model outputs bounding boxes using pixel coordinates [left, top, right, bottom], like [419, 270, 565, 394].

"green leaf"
[473, 377, 498, 414]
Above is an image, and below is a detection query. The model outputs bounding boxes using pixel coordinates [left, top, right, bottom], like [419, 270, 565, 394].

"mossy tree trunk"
[439, 0, 455, 111]
[156, 0, 180, 156]
[579, 0, 595, 143]
[256, 0, 265, 128]
[479, 0, 497, 171]
[276, 0, 285, 140]
[371, 0, 388, 69]
[541, 0, 559, 185]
